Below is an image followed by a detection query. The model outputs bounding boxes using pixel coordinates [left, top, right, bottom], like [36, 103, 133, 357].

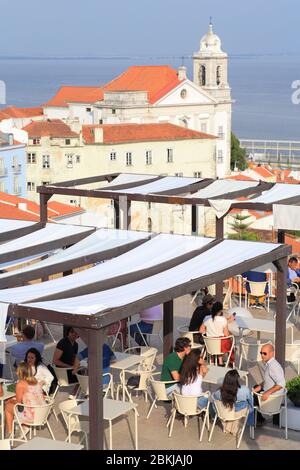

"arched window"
[216, 66, 221, 86]
[199, 65, 206, 86]
[147, 217, 152, 232]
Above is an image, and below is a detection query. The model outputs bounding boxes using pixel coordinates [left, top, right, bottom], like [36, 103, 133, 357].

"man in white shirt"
[253, 343, 285, 424]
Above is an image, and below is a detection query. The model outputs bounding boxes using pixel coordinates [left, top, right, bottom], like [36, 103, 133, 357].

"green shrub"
[286, 376, 300, 406]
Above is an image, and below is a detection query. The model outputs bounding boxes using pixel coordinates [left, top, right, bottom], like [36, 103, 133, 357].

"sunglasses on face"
[260, 352, 268, 356]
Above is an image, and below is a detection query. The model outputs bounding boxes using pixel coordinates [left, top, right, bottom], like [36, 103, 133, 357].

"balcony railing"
[12, 164, 22, 174]
[0, 168, 8, 177]
[14, 186, 22, 196]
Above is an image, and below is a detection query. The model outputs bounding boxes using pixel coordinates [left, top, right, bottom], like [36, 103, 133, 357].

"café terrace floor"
[5, 295, 300, 451]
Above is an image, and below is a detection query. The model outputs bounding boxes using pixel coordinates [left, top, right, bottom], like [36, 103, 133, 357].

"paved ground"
[3, 294, 300, 450]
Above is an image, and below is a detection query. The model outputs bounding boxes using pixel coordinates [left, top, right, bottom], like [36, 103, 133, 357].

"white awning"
[185, 179, 259, 199]
[108, 176, 201, 195]
[0, 234, 212, 304]
[22, 239, 280, 316]
[0, 219, 34, 234]
[102, 173, 157, 188]
[0, 228, 149, 282]
[246, 183, 300, 204]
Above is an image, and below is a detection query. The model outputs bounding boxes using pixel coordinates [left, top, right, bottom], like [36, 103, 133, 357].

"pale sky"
[0, 0, 299, 57]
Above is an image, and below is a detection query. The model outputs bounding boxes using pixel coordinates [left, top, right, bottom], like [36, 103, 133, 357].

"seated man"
[10, 325, 44, 367]
[161, 337, 191, 396]
[130, 305, 163, 346]
[287, 256, 300, 301]
[243, 270, 268, 308]
[53, 327, 80, 384]
[189, 294, 214, 343]
[77, 342, 116, 384]
[253, 343, 285, 425]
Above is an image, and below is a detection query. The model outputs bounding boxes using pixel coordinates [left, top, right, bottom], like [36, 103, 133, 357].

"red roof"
[45, 86, 104, 107]
[0, 106, 43, 120]
[226, 174, 256, 182]
[0, 193, 83, 222]
[103, 65, 182, 104]
[251, 166, 274, 178]
[23, 119, 78, 138]
[82, 123, 217, 145]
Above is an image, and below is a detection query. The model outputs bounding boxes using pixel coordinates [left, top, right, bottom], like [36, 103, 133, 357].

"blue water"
[0, 55, 300, 140]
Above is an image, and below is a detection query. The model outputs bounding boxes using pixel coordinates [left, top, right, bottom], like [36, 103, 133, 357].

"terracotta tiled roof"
[0, 106, 43, 120]
[45, 86, 104, 107]
[226, 174, 256, 182]
[82, 123, 217, 145]
[103, 65, 182, 104]
[23, 119, 78, 138]
[251, 166, 274, 178]
[0, 192, 83, 222]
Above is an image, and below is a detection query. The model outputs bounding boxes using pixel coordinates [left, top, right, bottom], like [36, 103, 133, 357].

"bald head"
[260, 343, 274, 362]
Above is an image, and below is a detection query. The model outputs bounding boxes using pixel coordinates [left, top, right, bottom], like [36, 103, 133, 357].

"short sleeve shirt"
[56, 338, 78, 366]
[161, 352, 182, 388]
[203, 315, 227, 337]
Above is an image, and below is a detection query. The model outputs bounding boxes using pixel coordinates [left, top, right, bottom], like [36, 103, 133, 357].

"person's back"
[203, 315, 227, 337]
[10, 325, 44, 366]
[181, 373, 203, 397]
[161, 351, 182, 385]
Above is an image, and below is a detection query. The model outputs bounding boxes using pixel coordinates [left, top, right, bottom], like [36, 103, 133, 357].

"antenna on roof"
[210, 16, 213, 25]
[181, 56, 185, 66]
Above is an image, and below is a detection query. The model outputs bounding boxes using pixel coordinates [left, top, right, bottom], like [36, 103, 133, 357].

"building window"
[126, 152, 132, 166]
[99, 119, 103, 124]
[13, 176, 19, 194]
[218, 126, 224, 139]
[199, 65, 206, 86]
[0, 158, 6, 177]
[217, 150, 224, 164]
[175, 172, 183, 177]
[167, 148, 173, 163]
[69, 199, 79, 206]
[27, 153, 36, 164]
[12, 156, 18, 168]
[65, 139, 71, 145]
[42, 155, 50, 169]
[32, 138, 40, 145]
[194, 172, 202, 178]
[42, 181, 50, 186]
[75, 155, 80, 163]
[27, 181, 35, 191]
[145, 150, 152, 165]
[110, 151, 116, 161]
[147, 217, 152, 232]
[66, 154, 73, 168]
[86, 107, 92, 112]
[148, 202, 152, 209]
[0, 181, 5, 192]
[201, 123, 207, 133]
[112, 109, 116, 115]
[216, 66, 221, 86]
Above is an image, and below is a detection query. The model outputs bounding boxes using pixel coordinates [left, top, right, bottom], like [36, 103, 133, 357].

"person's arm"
[261, 385, 283, 401]
[16, 382, 25, 404]
[223, 324, 230, 337]
[170, 370, 180, 381]
[253, 383, 263, 393]
[200, 365, 208, 377]
[37, 365, 54, 393]
[53, 348, 71, 368]
[199, 323, 206, 334]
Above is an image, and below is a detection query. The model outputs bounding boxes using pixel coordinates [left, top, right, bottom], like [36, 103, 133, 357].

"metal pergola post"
[191, 205, 197, 235]
[39, 192, 52, 223]
[88, 328, 104, 450]
[277, 230, 285, 244]
[163, 300, 174, 359]
[215, 216, 225, 302]
[274, 257, 288, 367]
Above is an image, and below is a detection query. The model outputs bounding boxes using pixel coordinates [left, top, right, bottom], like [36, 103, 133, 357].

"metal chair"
[203, 334, 235, 368]
[238, 338, 272, 370]
[177, 326, 204, 350]
[147, 375, 178, 420]
[59, 399, 89, 449]
[245, 280, 270, 311]
[252, 389, 288, 440]
[168, 391, 211, 442]
[209, 397, 250, 448]
[76, 372, 114, 399]
[13, 397, 55, 441]
[285, 341, 300, 374]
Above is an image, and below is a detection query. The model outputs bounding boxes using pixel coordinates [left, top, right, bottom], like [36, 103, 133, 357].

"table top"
[70, 398, 137, 420]
[15, 437, 83, 451]
[203, 365, 248, 385]
[235, 316, 293, 333]
[110, 352, 141, 371]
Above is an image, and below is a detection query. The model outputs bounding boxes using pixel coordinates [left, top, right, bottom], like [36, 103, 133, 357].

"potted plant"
[287, 376, 300, 407]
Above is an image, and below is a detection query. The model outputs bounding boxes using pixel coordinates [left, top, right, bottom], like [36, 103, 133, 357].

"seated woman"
[213, 369, 254, 426]
[199, 302, 234, 366]
[5, 362, 45, 437]
[180, 349, 208, 408]
[76, 343, 116, 385]
[25, 348, 54, 395]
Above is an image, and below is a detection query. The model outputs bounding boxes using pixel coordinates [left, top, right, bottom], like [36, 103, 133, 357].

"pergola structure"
[0, 218, 291, 449]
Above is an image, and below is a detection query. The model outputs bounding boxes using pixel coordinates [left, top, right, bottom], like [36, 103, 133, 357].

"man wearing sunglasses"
[252, 343, 285, 425]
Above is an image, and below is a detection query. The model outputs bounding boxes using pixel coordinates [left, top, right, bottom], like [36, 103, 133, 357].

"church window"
[216, 66, 221, 86]
[199, 65, 206, 86]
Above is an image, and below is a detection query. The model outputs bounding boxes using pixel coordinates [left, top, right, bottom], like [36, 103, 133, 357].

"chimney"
[8, 133, 14, 145]
[18, 202, 27, 211]
[178, 66, 187, 81]
[94, 127, 103, 143]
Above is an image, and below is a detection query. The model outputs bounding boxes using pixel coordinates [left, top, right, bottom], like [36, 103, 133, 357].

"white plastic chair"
[76, 372, 114, 399]
[177, 326, 204, 350]
[146, 320, 163, 346]
[168, 391, 211, 442]
[107, 320, 124, 351]
[58, 399, 89, 449]
[286, 283, 300, 322]
[209, 397, 250, 448]
[0, 439, 11, 450]
[245, 280, 270, 311]
[253, 390, 288, 439]
[285, 341, 300, 374]
[203, 335, 235, 368]
[117, 365, 156, 403]
[13, 397, 55, 441]
[147, 375, 178, 420]
[238, 338, 272, 370]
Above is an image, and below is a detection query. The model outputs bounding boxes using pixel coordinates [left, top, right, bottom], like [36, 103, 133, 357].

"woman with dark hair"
[25, 348, 54, 395]
[213, 370, 254, 425]
[199, 302, 235, 366]
[180, 349, 208, 408]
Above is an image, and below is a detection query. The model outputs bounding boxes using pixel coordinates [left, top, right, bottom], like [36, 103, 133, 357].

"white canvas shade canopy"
[101, 176, 202, 195]
[0, 233, 213, 303]
[184, 179, 259, 199]
[0, 219, 34, 233]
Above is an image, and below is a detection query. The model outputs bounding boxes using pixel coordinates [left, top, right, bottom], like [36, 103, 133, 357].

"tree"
[231, 132, 247, 171]
[228, 213, 259, 241]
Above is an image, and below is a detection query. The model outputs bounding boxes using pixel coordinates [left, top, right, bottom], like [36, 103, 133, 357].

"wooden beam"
[275, 257, 287, 367]
[191, 205, 197, 235]
[163, 300, 174, 359]
[114, 200, 120, 229]
[39, 193, 52, 223]
[88, 328, 104, 450]
[215, 217, 225, 302]
[0, 221, 46, 243]
[41, 173, 120, 188]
